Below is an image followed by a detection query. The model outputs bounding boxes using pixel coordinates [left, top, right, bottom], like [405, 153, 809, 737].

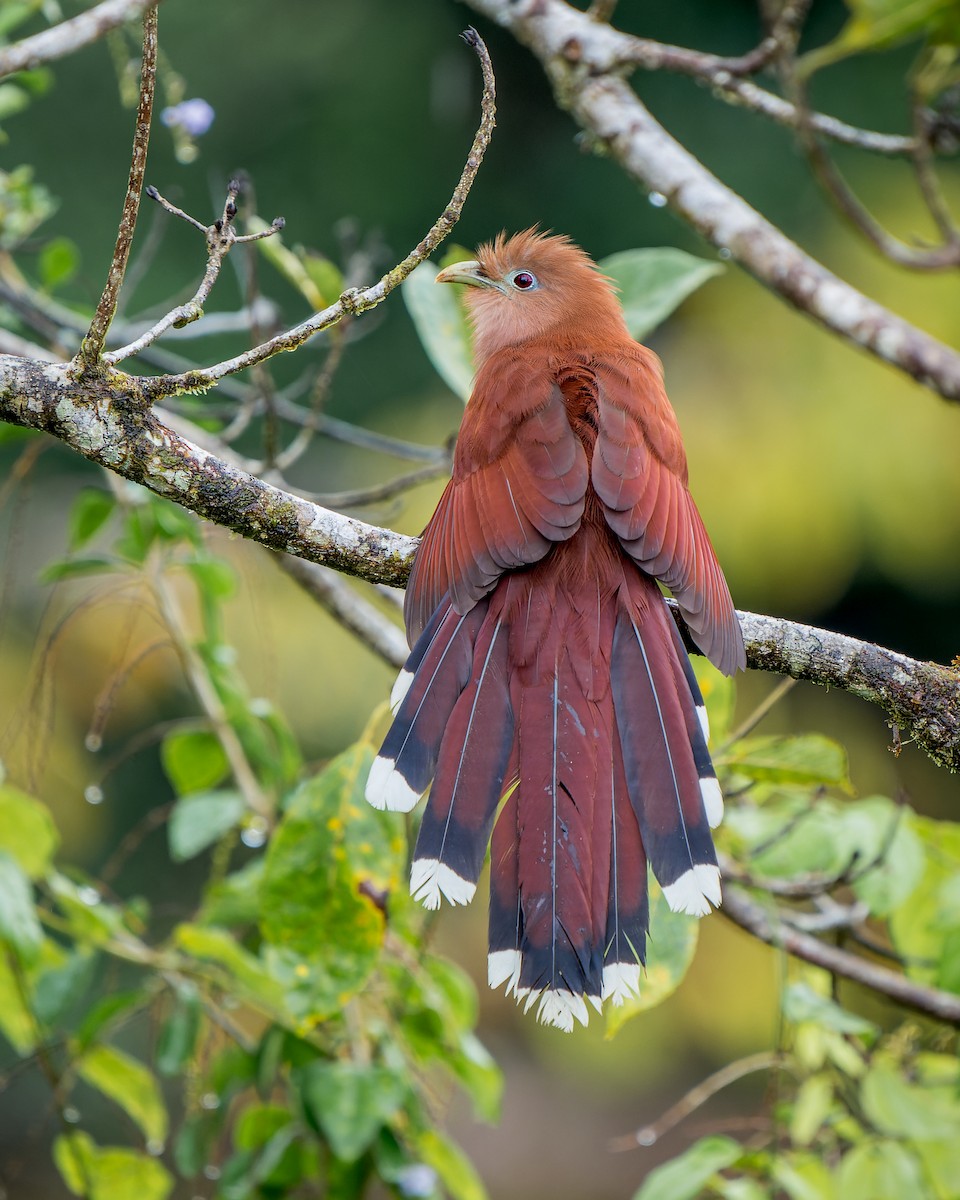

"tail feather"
[602, 722, 649, 1005]
[366, 599, 484, 813]
[411, 618, 513, 909]
[612, 591, 720, 918]
[488, 788, 523, 994]
[665, 615, 724, 829]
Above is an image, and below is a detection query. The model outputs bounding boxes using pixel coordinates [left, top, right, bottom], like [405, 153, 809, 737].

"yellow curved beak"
[435, 260, 500, 289]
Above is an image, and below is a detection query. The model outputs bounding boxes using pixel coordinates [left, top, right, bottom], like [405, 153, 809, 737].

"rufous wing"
[591, 349, 745, 676]
[404, 355, 590, 643]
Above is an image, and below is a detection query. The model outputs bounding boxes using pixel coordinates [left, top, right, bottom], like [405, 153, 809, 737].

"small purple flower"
[161, 98, 215, 138]
[395, 1164, 438, 1198]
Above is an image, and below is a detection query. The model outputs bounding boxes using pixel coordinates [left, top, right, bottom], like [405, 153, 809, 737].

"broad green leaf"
[632, 1135, 742, 1200]
[783, 982, 878, 1036]
[173, 923, 284, 1012]
[789, 1074, 836, 1146]
[303, 252, 345, 308]
[914, 1138, 960, 1200]
[0, 783, 59, 877]
[251, 219, 326, 309]
[851, 800, 926, 917]
[890, 816, 960, 982]
[67, 488, 115, 550]
[33, 950, 96, 1026]
[198, 859, 264, 927]
[184, 557, 236, 601]
[0, 951, 37, 1052]
[723, 733, 852, 791]
[156, 983, 201, 1076]
[47, 872, 123, 945]
[260, 740, 403, 1019]
[860, 1055, 960, 1140]
[599, 248, 724, 341]
[54, 1131, 174, 1200]
[40, 557, 118, 582]
[39, 235, 79, 292]
[605, 880, 700, 1037]
[800, 0, 960, 76]
[76, 990, 148, 1051]
[413, 1129, 487, 1200]
[402, 256, 475, 401]
[835, 1139, 928, 1200]
[75, 1043, 168, 1145]
[161, 729, 230, 796]
[168, 790, 245, 862]
[300, 1061, 406, 1162]
[772, 1153, 839, 1200]
[0, 851, 42, 961]
[234, 1103, 293, 1151]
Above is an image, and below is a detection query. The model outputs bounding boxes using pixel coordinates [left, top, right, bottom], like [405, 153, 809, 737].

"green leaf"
[75, 1043, 168, 1145]
[251, 219, 327, 309]
[300, 1061, 406, 1162]
[302, 252, 345, 308]
[0, 784, 58, 878]
[723, 733, 852, 791]
[605, 880, 699, 1037]
[402, 258, 475, 402]
[789, 1074, 836, 1147]
[39, 235, 79, 292]
[599, 248, 724, 341]
[184, 556, 236, 601]
[53, 1131, 174, 1200]
[260, 740, 403, 1019]
[913, 1138, 960, 1200]
[890, 816, 960, 982]
[173, 923, 285, 1012]
[0, 850, 42, 961]
[632, 1135, 742, 1200]
[783, 983, 878, 1036]
[413, 1129, 487, 1200]
[0, 950, 37, 1052]
[68, 489, 115, 550]
[40, 556, 118, 582]
[800, 0, 960, 76]
[156, 983, 201, 1076]
[198, 859, 265, 927]
[835, 1139, 928, 1200]
[161, 730, 230, 796]
[76, 990, 148, 1051]
[33, 950, 96, 1026]
[772, 1153, 839, 1200]
[47, 871, 123, 945]
[234, 1103, 293, 1151]
[168, 790, 245, 862]
[860, 1055, 960, 1141]
[851, 800, 926, 917]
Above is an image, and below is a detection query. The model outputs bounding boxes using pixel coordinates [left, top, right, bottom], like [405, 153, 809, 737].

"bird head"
[436, 229, 627, 363]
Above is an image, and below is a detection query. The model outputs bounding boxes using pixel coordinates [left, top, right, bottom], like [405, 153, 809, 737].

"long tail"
[366, 570, 724, 1030]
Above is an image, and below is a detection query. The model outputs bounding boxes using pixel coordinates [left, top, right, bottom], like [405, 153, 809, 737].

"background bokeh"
[1, 1, 959, 1196]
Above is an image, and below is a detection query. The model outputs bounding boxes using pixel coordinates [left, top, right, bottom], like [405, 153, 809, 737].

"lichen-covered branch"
[464, 0, 960, 403]
[2, 352, 957, 768]
[0, 0, 161, 80]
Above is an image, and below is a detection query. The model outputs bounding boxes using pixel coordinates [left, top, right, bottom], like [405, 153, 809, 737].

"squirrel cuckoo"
[366, 230, 744, 1031]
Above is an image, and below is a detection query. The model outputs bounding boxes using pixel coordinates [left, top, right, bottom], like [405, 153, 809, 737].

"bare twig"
[140, 27, 497, 400]
[78, 5, 159, 368]
[0, 0, 160, 80]
[465, 0, 960, 402]
[720, 886, 960, 1025]
[609, 1051, 785, 1150]
[103, 182, 285, 365]
[304, 461, 451, 510]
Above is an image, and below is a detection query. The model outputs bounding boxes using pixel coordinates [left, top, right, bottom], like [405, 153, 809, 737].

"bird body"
[366, 231, 744, 1030]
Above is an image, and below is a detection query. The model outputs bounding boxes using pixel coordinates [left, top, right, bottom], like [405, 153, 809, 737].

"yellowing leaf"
[75, 1044, 168, 1145]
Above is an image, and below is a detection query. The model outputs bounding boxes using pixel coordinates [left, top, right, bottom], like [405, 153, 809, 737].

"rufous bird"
[366, 230, 744, 1031]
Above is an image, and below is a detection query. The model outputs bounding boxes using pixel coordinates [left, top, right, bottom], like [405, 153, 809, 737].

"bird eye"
[509, 270, 538, 291]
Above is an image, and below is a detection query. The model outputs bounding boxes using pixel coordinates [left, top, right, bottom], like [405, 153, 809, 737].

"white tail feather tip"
[364, 755, 421, 813]
[601, 962, 642, 1006]
[487, 949, 522, 994]
[700, 776, 724, 828]
[661, 864, 722, 917]
[697, 703, 710, 743]
[389, 669, 414, 712]
[536, 989, 591, 1032]
[409, 858, 476, 910]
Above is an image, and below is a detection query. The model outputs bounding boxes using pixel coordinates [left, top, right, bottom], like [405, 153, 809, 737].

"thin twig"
[720, 886, 960, 1024]
[140, 27, 497, 400]
[78, 5, 159, 368]
[103, 182, 285, 365]
[720, 676, 797, 750]
[910, 95, 960, 246]
[305, 460, 451, 510]
[609, 1052, 786, 1150]
[0, 0, 160, 79]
